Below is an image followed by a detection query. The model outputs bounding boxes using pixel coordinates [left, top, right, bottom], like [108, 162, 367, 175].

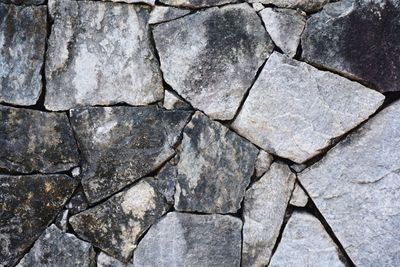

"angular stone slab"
[70, 179, 170, 262]
[242, 162, 296, 267]
[232, 52, 384, 163]
[1, 0, 44, 4]
[134, 212, 242, 266]
[302, 0, 400, 93]
[269, 212, 345, 267]
[17, 224, 95, 267]
[174, 112, 258, 213]
[260, 8, 306, 58]
[45, 0, 163, 111]
[76, 0, 156, 5]
[0, 174, 77, 267]
[163, 90, 191, 110]
[97, 252, 132, 267]
[149, 6, 191, 24]
[255, 149, 273, 178]
[160, 0, 237, 8]
[0, 4, 46, 106]
[248, 0, 328, 12]
[153, 3, 273, 120]
[0, 106, 79, 173]
[289, 182, 308, 207]
[69, 106, 192, 203]
[299, 100, 400, 266]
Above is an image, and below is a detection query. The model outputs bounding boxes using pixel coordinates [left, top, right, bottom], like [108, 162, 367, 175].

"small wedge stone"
[255, 149, 273, 177]
[289, 182, 308, 207]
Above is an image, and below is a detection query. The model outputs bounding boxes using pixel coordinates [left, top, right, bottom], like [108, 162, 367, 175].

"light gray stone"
[174, 111, 259, 213]
[299, 100, 400, 266]
[232, 52, 385, 163]
[134, 212, 242, 266]
[0, 4, 46, 106]
[153, 3, 273, 120]
[255, 149, 273, 177]
[149, 6, 191, 24]
[97, 252, 132, 267]
[160, 0, 237, 8]
[269, 212, 345, 267]
[289, 182, 308, 207]
[242, 162, 296, 267]
[77, 0, 156, 6]
[260, 8, 306, 57]
[163, 90, 191, 110]
[248, 0, 328, 12]
[45, 0, 163, 111]
[17, 224, 95, 267]
[69, 106, 192, 203]
[70, 179, 170, 262]
[252, 2, 264, 11]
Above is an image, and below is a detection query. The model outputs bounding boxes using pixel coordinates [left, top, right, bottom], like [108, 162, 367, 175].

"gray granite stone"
[0, 0, 44, 4]
[289, 182, 308, 207]
[160, 0, 237, 8]
[255, 149, 273, 178]
[163, 90, 192, 110]
[97, 252, 132, 267]
[149, 6, 191, 24]
[134, 212, 242, 266]
[248, 0, 328, 12]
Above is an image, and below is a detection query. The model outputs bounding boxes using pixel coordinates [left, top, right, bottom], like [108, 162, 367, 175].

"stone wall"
[1, 0, 400, 266]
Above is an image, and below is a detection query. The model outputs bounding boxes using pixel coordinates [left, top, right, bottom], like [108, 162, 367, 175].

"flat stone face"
[0, 0, 44, 4]
[153, 3, 273, 120]
[302, 0, 400, 93]
[70, 179, 170, 262]
[97, 252, 132, 267]
[149, 6, 191, 24]
[0, 174, 77, 267]
[242, 163, 296, 267]
[232, 52, 384, 163]
[255, 149, 273, 178]
[299, 100, 400, 266]
[163, 90, 192, 110]
[69, 106, 192, 203]
[248, 0, 328, 12]
[0, 106, 79, 173]
[76, 0, 156, 5]
[0, 4, 46, 106]
[174, 112, 258, 213]
[45, 0, 163, 111]
[260, 8, 306, 58]
[17, 224, 95, 267]
[269, 212, 345, 267]
[134, 212, 242, 266]
[160, 0, 237, 8]
[289, 182, 308, 207]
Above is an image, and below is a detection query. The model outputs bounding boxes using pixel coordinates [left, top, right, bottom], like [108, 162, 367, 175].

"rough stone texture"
[153, 3, 273, 120]
[45, 0, 163, 111]
[269, 212, 345, 267]
[70, 179, 170, 262]
[0, 4, 46, 106]
[289, 182, 308, 207]
[252, 2, 264, 11]
[260, 8, 306, 58]
[66, 189, 89, 215]
[0, 106, 79, 174]
[163, 90, 192, 110]
[248, 0, 328, 12]
[302, 0, 400, 93]
[255, 149, 273, 177]
[232, 52, 385, 163]
[97, 252, 132, 267]
[160, 0, 236, 8]
[17, 224, 95, 267]
[174, 112, 258, 213]
[149, 6, 191, 24]
[134, 212, 242, 266]
[299, 100, 400, 266]
[69, 106, 192, 203]
[242, 162, 296, 267]
[1, 0, 44, 4]
[77, 0, 156, 6]
[0, 174, 77, 267]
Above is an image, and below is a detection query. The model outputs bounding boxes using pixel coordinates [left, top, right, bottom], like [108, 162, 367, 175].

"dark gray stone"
[302, 0, 400, 93]
[69, 106, 192, 203]
[159, 0, 237, 8]
[0, 0, 44, 4]
[66, 188, 89, 215]
[0, 174, 77, 267]
[0, 105, 79, 173]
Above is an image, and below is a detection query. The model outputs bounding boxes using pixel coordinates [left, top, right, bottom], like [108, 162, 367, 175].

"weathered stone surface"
[252, 2, 264, 11]
[0, 4, 46, 106]
[289, 182, 308, 207]
[269, 212, 345, 267]
[66, 188, 89, 215]
[148, 157, 179, 204]
[134, 212, 242, 266]
[160, 0, 236, 8]
[1, 0, 44, 4]
[232, 52, 384, 163]
[70, 179, 170, 262]
[255, 149, 273, 177]
[0, 106, 79, 173]
[248, 0, 328, 12]
[302, 0, 400, 93]
[45, 0, 163, 111]
[260, 8, 305, 57]
[0, 174, 77, 267]
[97, 252, 132, 267]
[77, 0, 156, 6]
[153, 4, 273, 120]
[17, 224, 95, 267]
[299, 100, 400, 266]
[242, 162, 296, 267]
[163, 90, 192, 110]
[174, 112, 258, 213]
[149, 6, 190, 24]
[69, 106, 192, 203]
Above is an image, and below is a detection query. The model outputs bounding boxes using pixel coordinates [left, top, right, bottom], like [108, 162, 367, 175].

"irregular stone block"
[134, 212, 242, 266]
[160, 0, 237, 8]
[232, 52, 384, 163]
[248, 0, 328, 12]
[255, 149, 273, 178]
[153, 3, 273, 120]
[45, 0, 163, 110]
[289, 182, 308, 207]
[0, 0, 44, 4]
[76, 0, 156, 5]
[0, 174, 77, 266]
[69, 106, 192, 203]
[149, 6, 191, 24]
[174, 112, 258, 213]
[0, 4, 46, 106]
[302, 0, 400, 93]
[163, 90, 191, 110]
[0, 106, 79, 174]
[299, 100, 400, 266]
[97, 252, 132, 267]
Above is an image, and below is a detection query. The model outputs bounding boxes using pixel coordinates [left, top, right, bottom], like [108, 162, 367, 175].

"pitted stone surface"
[153, 3, 273, 120]
[248, 0, 328, 12]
